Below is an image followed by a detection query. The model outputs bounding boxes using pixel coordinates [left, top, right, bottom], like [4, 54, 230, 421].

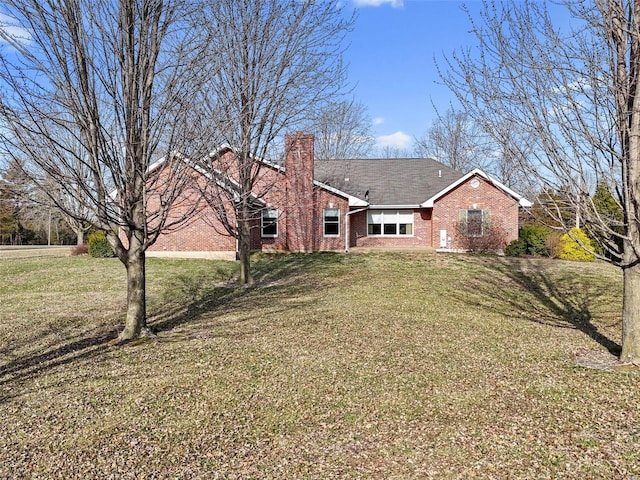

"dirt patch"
[573, 349, 639, 372]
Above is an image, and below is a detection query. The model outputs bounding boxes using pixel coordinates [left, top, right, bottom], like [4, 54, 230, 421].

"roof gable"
[420, 168, 533, 208]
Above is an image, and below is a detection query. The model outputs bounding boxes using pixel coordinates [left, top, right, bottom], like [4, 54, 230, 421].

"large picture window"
[261, 209, 278, 237]
[367, 210, 414, 236]
[323, 208, 340, 236]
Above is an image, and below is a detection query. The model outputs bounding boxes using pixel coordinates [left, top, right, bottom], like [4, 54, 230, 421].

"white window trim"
[367, 210, 415, 237]
[261, 208, 278, 238]
[323, 208, 340, 237]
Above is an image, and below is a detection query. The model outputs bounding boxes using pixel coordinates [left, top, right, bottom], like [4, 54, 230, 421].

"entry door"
[439, 229, 447, 248]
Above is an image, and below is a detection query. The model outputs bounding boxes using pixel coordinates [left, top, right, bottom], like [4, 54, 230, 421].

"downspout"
[344, 207, 368, 253]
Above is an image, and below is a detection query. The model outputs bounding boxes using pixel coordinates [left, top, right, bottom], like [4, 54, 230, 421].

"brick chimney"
[285, 132, 315, 252]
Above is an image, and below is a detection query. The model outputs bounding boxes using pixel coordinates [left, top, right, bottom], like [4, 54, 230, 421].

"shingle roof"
[314, 158, 465, 206]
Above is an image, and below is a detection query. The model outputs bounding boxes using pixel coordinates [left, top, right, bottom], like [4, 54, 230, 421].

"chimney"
[285, 132, 314, 188]
[285, 132, 315, 252]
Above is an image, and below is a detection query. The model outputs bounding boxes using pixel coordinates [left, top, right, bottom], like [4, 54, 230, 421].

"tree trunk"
[238, 213, 253, 285]
[621, 260, 640, 363]
[118, 244, 153, 341]
[76, 228, 84, 246]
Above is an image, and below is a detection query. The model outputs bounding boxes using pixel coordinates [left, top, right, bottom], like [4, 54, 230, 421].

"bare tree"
[0, 158, 29, 244]
[199, 0, 353, 284]
[415, 108, 537, 192]
[441, 0, 640, 363]
[374, 145, 413, 159]
[414, 108, 495, 172]
[1, 156, 93, 244]
[307, 99, 375, 160]
[0, 0, 211, 340]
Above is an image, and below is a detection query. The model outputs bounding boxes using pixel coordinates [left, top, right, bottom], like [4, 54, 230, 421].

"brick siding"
[432, 175, 519, 249]
[348, 209, 432, 249]
[142, 136, 521, 257]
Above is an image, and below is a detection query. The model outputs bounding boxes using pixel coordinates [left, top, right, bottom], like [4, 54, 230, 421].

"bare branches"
[0, 0, 210, 245]
[306, 99, 375, 160]
[198, 0, 353, 283]
[414, 108, 496, 173]
[440, 0, 628, 263]
[0, 0, 213, 338]
[440, 0, 640, 361]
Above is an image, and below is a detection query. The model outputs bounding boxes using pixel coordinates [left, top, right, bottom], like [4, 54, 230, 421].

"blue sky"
[344, 0, 476, 151]
[0, 0, 476, 154]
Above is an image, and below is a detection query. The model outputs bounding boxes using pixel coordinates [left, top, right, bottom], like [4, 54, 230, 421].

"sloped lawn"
[0, 251, 637, 479]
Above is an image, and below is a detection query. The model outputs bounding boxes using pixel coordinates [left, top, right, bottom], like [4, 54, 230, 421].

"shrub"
[455, 218, 508, 253]
[505, 224, 559, 257]
[520, 224, 552, 256]
[556, 227, 596, 262]
[545, 232, 563, 258]
[70, 243, 89, 256]
[505, 238, 526, 257]
[88, 230, 115, 258]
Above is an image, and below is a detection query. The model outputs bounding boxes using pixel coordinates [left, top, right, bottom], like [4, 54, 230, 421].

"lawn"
[0, 251, 637, 479]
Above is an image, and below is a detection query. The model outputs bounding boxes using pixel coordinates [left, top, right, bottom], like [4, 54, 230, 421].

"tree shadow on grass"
[0, 327, 120, 400]
[457, 257, 621, 355]
[148, 252, 345, 336]
[0, 253, 344, 398]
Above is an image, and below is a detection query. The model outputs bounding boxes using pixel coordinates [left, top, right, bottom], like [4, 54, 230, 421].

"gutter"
[367, 205, 421, 210]
[344, 207, 369, 253]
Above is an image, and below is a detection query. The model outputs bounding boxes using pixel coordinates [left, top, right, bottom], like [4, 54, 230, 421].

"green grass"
[0, 251, 637, 479]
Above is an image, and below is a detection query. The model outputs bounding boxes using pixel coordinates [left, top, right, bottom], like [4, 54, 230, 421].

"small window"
[368, 223, 382, 235]
[399, 223, 413, 235]
[398, 211, 414, 235]
[368, 211, 383, 235]
[261, 209, 278, 237]
[324, 208, 340, 236]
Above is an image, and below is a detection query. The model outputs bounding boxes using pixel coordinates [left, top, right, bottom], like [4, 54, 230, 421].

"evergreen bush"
[506, 224, 553, 257]
[556, 227, 596, 262]
[520, 224, 551, 256]
[504, 238, 526, 256]
[88, 230, 115, 258]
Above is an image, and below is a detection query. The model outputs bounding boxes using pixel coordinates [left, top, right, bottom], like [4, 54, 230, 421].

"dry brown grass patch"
[0, 252, 638, 479]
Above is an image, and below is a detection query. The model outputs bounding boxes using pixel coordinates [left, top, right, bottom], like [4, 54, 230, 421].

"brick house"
[147, 132, 531, 259]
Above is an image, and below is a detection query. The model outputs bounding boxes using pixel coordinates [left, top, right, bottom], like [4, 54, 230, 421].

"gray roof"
[314, 158, 465, 206]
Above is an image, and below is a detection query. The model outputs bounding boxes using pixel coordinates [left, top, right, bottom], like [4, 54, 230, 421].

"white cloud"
[373, 117, 384, 125]
[0, 13, 31, 47]
[354, 0, 404, 8]
[375, 131, 411, 149]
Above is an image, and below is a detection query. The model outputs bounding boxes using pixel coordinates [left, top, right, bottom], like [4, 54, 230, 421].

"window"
[261, 209, 278, 237]
[367, 210, 414, 236]
[460, 209, 489, 237]
[323, 208, 340, 236]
